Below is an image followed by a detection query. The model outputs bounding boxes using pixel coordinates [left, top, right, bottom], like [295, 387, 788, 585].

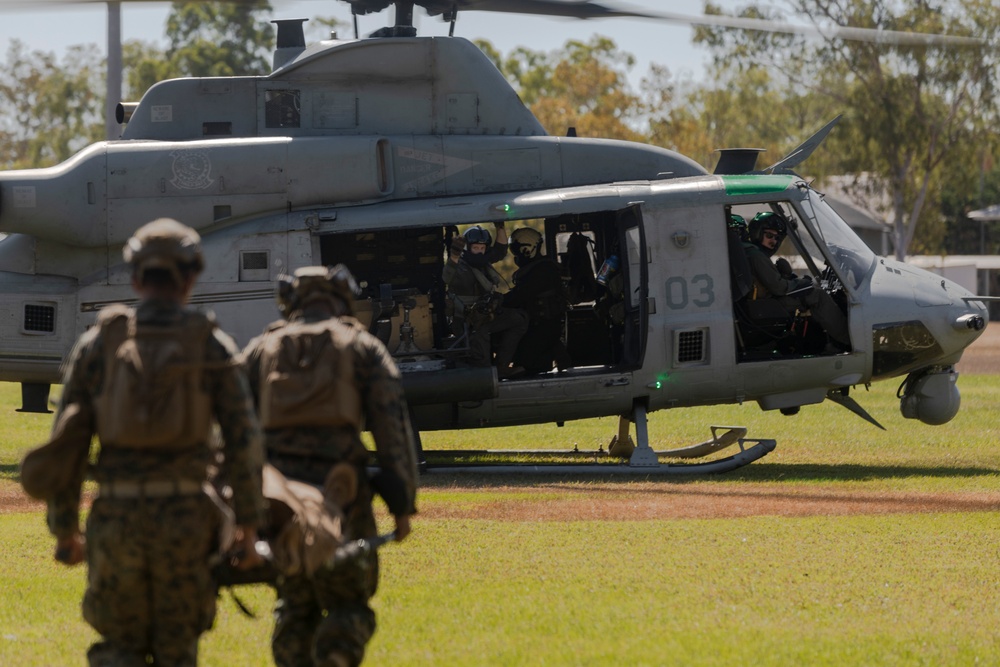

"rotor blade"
[643, 8, 983, 47]
[764, 115, 841, 175]
[1, 0, 982, 47]
[434, 0, 656, 20]
[435, 1, 983, 47]
[826, 390, 886, 430]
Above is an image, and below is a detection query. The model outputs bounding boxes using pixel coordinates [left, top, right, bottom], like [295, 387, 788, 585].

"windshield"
[794, 189, 876, 290]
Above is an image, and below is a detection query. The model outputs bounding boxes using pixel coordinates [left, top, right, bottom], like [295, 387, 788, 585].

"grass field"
[2, 375, 999, 666]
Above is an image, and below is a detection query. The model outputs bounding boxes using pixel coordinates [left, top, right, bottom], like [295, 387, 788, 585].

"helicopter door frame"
[618, 205, 648, 369]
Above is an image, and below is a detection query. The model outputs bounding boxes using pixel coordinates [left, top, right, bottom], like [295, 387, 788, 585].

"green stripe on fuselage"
[722, 175, 795, 196]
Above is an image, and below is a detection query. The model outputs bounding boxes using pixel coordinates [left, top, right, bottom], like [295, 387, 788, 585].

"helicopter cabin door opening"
[725, 198, 857, 362]
[316, 205, 647, 378]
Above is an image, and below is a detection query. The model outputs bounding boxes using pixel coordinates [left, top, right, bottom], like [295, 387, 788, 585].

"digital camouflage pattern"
[49, 297, 267, 666]
[242, 311, 418, 667]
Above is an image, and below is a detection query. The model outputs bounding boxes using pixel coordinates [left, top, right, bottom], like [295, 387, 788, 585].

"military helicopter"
[0, 0, 991, 473]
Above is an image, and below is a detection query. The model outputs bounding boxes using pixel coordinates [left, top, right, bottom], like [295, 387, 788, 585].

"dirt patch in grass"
[416, 482, 1000, 521]
[5, 480, 998, 521]
[0, 483, 46, 514]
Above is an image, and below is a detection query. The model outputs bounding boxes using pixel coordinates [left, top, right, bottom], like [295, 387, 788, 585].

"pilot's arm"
[746, 247, 811, 297]
[493, 220, 508, 247]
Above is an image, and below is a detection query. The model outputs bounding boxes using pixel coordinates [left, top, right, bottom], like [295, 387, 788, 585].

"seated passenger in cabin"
[743, 212, 851, 353]
[503, 227, 572, 374]
[443, 223, 528, 379]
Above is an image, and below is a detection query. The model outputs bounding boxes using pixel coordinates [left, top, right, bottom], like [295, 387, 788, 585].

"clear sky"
[0, 0, 753, 86]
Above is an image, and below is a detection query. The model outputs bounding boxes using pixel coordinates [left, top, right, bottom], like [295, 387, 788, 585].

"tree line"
[1, 0, 997, 258]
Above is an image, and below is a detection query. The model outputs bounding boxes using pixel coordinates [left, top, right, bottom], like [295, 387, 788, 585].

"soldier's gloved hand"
[55, 531, 86, 566]
[495, 220, 505, 231]
[449, 237, 466, 261]
[792, 275, 814, 291]
[775, 257, 796, 278]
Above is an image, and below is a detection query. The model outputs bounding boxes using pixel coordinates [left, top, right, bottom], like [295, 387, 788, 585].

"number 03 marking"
[664, 274, 715, 310]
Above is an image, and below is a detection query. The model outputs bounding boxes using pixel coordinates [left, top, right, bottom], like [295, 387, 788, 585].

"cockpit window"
[795, 192, 876, 290]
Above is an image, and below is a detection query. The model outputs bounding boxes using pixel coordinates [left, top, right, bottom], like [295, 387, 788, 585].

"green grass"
[2, 377, 1000, 666]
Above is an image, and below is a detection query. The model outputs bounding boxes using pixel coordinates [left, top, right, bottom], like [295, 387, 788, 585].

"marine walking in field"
[25, 218, 267, 667]
[240, 264, 419, 667]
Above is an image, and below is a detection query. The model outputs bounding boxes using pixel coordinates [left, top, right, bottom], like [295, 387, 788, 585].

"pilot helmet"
[749, 212, 787, 255]
[276, 264, 360, 317]
[728, 214, 749, 242]
[509, 227, 543, 262]
[463, 225, 493, 247]
[123, 218, 204, 286]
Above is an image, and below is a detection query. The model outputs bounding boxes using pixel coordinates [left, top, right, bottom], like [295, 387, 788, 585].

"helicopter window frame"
[792, 190, 877, 291]
[732, 199, 864, 293]
[264, 89, 302, 129]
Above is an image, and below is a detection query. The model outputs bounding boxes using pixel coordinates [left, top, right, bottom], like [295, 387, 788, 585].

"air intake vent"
[674, 328, 708, 365]
[23, 303, 56, 333]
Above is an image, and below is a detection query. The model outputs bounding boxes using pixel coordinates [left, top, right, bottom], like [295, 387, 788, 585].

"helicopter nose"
[869, 259, 988, 381]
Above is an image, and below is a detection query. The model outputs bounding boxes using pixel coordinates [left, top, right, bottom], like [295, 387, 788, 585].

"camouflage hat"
[123, 218, 204, 284]
[276, 264, 360, 317]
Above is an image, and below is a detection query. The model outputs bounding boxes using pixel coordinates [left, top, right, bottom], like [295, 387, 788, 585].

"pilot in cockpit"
[743, 212, 851, 354]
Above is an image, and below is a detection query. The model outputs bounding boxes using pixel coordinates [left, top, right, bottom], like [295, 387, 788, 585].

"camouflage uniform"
[242, 266, 419, 667]
[47, 220, 267, 667]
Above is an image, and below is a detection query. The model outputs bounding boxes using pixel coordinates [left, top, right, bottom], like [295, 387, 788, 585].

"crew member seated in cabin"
[503, 227, 572, 375]
[443, 223, 528, 379]
[743, 212, 851, 354]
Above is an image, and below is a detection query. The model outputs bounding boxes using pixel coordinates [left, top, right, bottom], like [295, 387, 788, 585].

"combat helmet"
[276, 264, 360, 317]
[462, 225, 492, 246]
[728, 214, 749, 242]
[748, 212, 788, 255]
[123, 218, 204, 285]
[509, 227, 543, 261]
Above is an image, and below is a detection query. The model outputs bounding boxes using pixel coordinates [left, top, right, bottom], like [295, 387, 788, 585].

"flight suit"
[48, 298, 266, 667]
[242, 311, 419, 667]
[442, 240, 528, 375]
[743, 243, 850, 346]
[504, 256, 570, 374]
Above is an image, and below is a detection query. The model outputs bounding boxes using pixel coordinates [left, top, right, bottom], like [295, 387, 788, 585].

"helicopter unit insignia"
[169, 150, 215, 190]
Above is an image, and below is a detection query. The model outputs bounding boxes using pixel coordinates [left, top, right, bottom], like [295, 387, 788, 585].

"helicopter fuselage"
[0, 35, 987, 431]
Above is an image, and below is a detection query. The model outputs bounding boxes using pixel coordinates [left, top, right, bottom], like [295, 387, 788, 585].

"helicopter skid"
[658, 426, 749, 459]
[422, 437, 776, 475]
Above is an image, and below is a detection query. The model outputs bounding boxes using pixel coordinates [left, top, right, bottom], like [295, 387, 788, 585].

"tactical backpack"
[93, 305, 215, 448]
[258, 319, 363, 430]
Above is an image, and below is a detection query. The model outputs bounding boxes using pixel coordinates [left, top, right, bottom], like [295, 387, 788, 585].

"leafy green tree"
[0, 41, 104, 169]
[480, 36, 645, 141]
[126, 1, 275, 97]
[694, 0, 999, 259]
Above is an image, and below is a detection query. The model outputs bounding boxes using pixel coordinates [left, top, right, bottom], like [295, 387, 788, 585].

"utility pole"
[105, 1, 122, 141]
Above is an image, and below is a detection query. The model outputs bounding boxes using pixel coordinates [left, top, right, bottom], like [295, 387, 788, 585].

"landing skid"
[422, 403, 776, 475]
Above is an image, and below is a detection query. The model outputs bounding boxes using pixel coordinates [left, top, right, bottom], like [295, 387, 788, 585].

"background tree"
[0, 40, 104, 169]
[694, 0, 999, 259]
[480, 36, 646, 141]
[127, 1, 275, 97]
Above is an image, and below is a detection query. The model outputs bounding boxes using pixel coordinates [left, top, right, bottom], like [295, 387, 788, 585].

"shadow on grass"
[419, 462, 1000, 487]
